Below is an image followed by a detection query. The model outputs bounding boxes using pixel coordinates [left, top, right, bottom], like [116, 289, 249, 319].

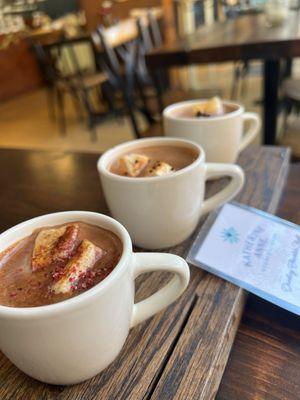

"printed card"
[187, 203, 300, 315]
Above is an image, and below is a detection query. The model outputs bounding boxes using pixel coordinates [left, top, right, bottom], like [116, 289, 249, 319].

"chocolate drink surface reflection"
[109, 144, 198, 178]
[0, 222, 122, 307]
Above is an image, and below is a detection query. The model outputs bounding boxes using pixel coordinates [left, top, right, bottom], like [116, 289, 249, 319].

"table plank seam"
[199, 289, 247, 400]
[146, 295, 199, 400]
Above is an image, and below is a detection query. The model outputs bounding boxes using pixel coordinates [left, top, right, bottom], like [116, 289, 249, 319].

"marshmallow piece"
[194, 97, 224, 117]
[147, 161, 174, 177]
[52, 239, 104, 294]
[32, 224, 79, 272]
[119, 153, 149, 177]
[52, 224, 79, 264]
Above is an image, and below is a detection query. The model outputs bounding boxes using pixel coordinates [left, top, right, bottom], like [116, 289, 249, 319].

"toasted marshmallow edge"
[31, 224, 79, 272]
[147, 161, 174, 177]
[52, 239, 104, 294]
[119, 153, 149, 177]
[53, 223, 79, 262]
[193, 96, 224, 116]
[32, 226, 67, 272]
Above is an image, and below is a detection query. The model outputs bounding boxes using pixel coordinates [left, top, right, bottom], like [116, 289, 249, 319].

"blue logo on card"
[222, 227, 239, 244]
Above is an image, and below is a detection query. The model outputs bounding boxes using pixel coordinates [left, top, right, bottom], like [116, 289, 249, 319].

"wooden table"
[218, 164, 300, 400]
[0, 146, 292, 399]
[146, 12, 300, 145]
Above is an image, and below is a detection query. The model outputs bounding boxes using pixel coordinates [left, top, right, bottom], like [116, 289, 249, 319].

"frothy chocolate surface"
[172, 104, 236, 118]
[0, 222, 122, 308]
[109, 145, 198, 178]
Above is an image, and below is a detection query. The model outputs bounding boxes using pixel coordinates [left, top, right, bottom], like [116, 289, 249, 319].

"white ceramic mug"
[0, 211, 190, 385]
[163, 99, 260, 163]
[98, 137, 244, 249]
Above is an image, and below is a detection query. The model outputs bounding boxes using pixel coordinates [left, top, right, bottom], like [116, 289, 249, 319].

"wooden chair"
[135, 8, 222, 124]
[135, 12, 166, 116]
[33, 40, 108, 140]
[63, 43, 111, 139]
[92, 19, 158, 138]
[133, 11, 168, 118]
[130, 7, 163, 48]
[32, 42, 80, 135]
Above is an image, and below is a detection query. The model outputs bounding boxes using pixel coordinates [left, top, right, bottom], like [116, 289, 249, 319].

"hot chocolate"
[171, 97, 236, 119]
[109, 144, 198, 178]
[0, 222, 122, 308]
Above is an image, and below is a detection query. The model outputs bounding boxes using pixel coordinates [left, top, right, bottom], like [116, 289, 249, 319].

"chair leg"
[89, 127, 98, 143]
[230, 69, 237, 100]
[101, 83, 119, 121]
[76, 88, 99, 140]
[153, 71, 165, 114]
[101, 84, 113, 112]
[124, 92, 141, 139]
[71, 90, 84, 123]
[56, 90, 66, 136]
[240, 62, 249, 98]
[136, 80, 156, 125]
[231, 62, 241, 100]
[282, 97, 293, 132]
[46, 87, 56, 121]
[88, 117, 98, 142]
[240, 76, 248, 98]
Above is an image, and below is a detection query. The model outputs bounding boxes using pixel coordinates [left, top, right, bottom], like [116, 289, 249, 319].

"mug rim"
[163, 99, 244, 122]
[97, 137, 205, 183]
[0, 211, 132, 318]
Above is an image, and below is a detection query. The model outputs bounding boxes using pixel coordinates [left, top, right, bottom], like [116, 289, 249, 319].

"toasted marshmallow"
[146, 161, 174, 177]
[193, 96, 224, 117]
[52, 239, 104, 294]
[119, 153, 149, 177]
[32, 224, 79, 272]
[52, 224, 79, 265]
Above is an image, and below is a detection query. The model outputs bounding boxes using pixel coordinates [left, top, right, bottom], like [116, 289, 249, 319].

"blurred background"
[0, 0, 299, 157]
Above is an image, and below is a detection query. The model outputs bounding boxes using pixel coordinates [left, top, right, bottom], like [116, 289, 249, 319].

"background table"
[146, 12, 300, 146]
[0, 146, 296, 399]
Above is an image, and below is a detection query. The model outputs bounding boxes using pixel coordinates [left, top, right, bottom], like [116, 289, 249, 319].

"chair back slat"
[96, 27, 124, 82]
[137, 17, 153, 52]
[148, 10, 163, 49]
[131, 7, 163, 51]
[93, 25, 138, 93]
[95, 19, 139, 50]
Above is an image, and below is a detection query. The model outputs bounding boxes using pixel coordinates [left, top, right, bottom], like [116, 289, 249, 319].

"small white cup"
[163, 99, 260, 163]
[98, 137, 244, 249]
[0, 211, 190, 385]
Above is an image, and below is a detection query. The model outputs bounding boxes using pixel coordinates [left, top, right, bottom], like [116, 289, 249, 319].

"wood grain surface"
[217, 163, 300, 400]
[146, 13, 300, 68]
[0, 146, 290, 400]
[150, 146, 290, 400]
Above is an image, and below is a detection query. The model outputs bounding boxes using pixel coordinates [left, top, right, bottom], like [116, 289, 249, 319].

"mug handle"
[201, 163, 244, 215]
[239, 112, 260, 152]
[130, 252, 190, 327]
